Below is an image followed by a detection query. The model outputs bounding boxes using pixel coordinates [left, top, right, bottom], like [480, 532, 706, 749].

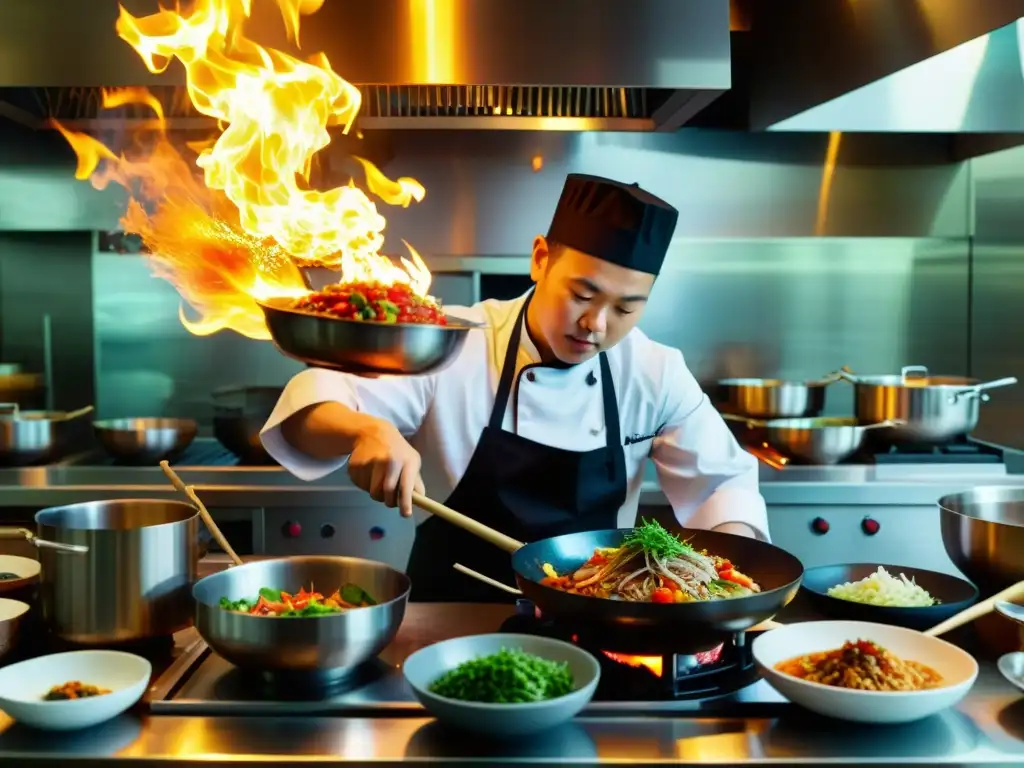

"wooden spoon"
[924, 580, 1024, 637]
[160, 461, 243, 567]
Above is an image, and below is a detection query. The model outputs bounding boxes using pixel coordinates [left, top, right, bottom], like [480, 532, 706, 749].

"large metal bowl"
[192, 556, 410, 680]
[93, 418, 198, 464]
[938, 486, 1024, 592]
[257, 297, 482, 376]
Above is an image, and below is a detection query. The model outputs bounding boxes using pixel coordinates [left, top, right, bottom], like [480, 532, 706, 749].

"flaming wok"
[258, 298, 484, 376]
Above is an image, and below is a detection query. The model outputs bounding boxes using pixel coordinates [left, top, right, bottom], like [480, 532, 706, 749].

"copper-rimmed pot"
[710, 377, 839, 419]
[838, 366, 1017, 445]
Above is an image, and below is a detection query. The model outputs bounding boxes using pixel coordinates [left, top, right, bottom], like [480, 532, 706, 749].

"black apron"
[406, 296, 628, 602]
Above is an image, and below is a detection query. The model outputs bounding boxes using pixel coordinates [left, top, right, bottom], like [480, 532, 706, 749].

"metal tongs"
[0, 527, 88, 554]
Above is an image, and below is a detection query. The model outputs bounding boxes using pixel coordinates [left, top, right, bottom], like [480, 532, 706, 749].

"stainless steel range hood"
[747, 0, 1024, 133]
[0, 0, 732, 132]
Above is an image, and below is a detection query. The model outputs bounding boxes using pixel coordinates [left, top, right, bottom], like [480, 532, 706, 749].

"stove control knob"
[282, 521, 302, 539]
[320, 524, 335, 539]
[861, 517, 881, 536]
[810, 517, 830, 535]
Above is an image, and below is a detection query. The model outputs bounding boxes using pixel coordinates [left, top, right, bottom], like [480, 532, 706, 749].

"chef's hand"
[347, 420, 425, 518]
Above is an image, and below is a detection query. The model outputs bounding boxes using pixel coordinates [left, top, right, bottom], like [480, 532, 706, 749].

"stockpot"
[35, 499, 201, 643]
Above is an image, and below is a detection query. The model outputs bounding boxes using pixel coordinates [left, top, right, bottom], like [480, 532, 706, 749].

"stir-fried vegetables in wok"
[219, 584, 377, 617]
[540, 520, 761, 603]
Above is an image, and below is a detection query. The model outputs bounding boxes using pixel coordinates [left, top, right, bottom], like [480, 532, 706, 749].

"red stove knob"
[282, 521, 302, 538]
[861, 517, 881, 536]
[810, 517, 830, 534]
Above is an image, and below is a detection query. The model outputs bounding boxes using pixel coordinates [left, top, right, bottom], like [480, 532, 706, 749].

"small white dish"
[997, 652, 1024, 694]
[403, 633, 600, 737]
[752, 620, 978, 724]
[0, 650, 151, 730]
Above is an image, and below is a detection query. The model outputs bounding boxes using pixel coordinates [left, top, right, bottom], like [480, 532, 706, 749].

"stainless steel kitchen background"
[4, 125, 1014, 437]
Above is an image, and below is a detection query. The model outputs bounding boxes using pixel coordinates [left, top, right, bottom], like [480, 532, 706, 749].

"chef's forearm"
[280, 402, 383, 460]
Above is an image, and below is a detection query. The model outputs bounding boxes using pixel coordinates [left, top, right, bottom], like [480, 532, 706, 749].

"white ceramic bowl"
[0, 650, 151, 730]
[403, 633, 601, 737]
[752, 620, 978, 724]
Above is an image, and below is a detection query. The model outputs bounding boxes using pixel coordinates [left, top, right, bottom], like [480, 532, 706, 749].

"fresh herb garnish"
[623, 519, 693, 560]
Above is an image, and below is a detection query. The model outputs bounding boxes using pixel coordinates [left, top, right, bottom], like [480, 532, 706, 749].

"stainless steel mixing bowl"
[192, 556, 410, 681]
[93, 418, 198, 464]
[938, 486, 1024, 592]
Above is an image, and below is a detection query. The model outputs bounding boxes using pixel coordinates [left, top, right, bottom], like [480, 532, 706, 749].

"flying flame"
[55, 0, 431, 340]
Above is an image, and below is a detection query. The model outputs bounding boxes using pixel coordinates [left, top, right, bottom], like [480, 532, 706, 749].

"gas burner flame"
[54, 0, 431, 340]
[600, 644, 725, 679]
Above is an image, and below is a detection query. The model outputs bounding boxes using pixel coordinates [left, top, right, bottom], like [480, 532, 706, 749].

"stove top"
[869, 438, 1004, 465]
[148, 605, 789, 718]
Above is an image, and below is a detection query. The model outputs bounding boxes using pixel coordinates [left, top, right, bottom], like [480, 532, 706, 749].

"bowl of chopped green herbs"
[402, 633, 601, 737]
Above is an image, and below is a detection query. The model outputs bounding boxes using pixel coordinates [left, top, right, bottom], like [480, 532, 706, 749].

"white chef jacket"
[261, 292, 770, 539]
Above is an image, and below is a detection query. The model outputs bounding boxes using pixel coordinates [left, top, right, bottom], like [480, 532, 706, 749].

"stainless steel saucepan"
[836, 366, 1017, 445]
[710, 375, 841, 419]
[0, 404, 94, 465]
[723, 414, 902, 465]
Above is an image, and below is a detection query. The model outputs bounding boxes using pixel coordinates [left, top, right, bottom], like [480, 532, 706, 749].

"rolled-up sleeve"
[649, 350, 770, 541]
[260, 368, 437, 482]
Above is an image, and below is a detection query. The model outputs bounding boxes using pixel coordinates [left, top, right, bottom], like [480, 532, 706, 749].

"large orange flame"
[55, 0, 430, 340]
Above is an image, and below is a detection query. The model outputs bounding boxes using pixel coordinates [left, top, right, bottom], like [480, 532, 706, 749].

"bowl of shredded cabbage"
[402, 633, 600, 737]
[800, 564, 978, 630]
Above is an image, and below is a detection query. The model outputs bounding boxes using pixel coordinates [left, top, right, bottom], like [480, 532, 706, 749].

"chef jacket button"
[526, 371, 536, 382]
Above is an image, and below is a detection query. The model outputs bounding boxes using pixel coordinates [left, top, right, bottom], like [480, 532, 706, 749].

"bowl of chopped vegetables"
[402, 633, 601, 737]
[800, 564, 978, 631]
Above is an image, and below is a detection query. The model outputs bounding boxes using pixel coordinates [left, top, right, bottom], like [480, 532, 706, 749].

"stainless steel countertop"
[1, 594, 1023, 765]
[0, 658, 1020, 765]
[0, 460, 1019, 508]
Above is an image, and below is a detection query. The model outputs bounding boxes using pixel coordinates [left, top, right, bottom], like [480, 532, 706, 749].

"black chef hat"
[546, 174, 679, 275]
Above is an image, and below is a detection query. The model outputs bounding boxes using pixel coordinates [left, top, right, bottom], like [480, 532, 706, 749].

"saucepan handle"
[721, 413, 766, 428]
[0, 526, 88, 554]
[948, 376, 1018, 404]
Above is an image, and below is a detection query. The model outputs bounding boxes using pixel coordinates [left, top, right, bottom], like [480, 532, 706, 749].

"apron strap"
[488, 296, 531, 431]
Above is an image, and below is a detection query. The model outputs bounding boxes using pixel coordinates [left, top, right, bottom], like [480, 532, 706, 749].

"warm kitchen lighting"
[54, 0, 432, 340]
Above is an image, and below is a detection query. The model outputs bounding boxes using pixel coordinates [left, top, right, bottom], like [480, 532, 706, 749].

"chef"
[261, 173, 769, 602]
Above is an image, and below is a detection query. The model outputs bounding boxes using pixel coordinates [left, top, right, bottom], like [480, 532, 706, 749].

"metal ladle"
[995, 601, 1024, 625]
[0, 527, 88, 554]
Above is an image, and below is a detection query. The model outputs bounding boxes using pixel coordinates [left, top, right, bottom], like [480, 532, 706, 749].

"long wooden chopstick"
[413, 491, 524, 553]
[160, 461, 243, 567]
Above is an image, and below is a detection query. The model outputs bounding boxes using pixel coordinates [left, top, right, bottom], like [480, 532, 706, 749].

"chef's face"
[528, 236, 654, 364]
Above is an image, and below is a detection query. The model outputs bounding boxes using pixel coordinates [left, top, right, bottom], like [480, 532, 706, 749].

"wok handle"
[412, 492, 524, 553]
[923, 580, 1024, 637]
